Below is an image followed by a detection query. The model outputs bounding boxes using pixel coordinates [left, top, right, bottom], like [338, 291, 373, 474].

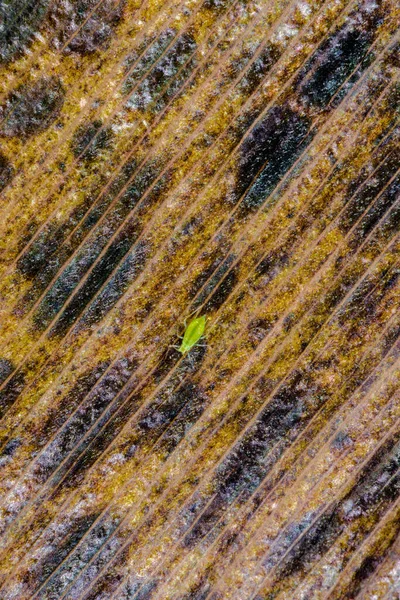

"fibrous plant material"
[0, 0, 399, 599]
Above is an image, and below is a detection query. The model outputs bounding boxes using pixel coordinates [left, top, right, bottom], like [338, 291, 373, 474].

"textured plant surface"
[0, 0, 399, 598]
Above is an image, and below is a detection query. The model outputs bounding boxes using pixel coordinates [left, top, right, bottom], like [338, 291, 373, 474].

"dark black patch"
[136, 381, 203, 446]
[48, 0, 126, 54]
[0, 76, 65, 138]
[238, 43, 280, 96]
[34, 159, 170, 335]
[120, 579, 159, 600]
[343, 438, 400, 521]
[183, 493, 227, 548]
[30, 159, 166, 335]
[49, 393, 143, 493]
[132, 580, 159, 600]
[386, 41, 400, 68]
[152, 49, 199, 115]
[339, 149, 400, 236]
[79, 548, 131, 600]
[274, 436, 400, 586]
[71, 119, 114, 163]
[16, 222, 61, 280]
[55, 521, 134, 600]
[59, 379, 202, 495]
[236, 104, 311, 216]
[32, 220, 137, 334]
[331, 48, 378, 111]
[0, 437, 21, 457]
[188, 253, 227, 306]
[330, 430, 353, 452]
[124, 31, 196, 110]
[212, 371, 328, 519]
[343, 129, 398, 199]
[255, 249, 290, 280]
[297, 4, 383, 108]
[36, 359, 137, 498]
[0, 358, 14, 385]
[78, 240, 150, 329]
[151, 345, 183, 384]
[15, 156, 139, 297]
[192, 253, 237, 311]
[29, 167, 162, 335]
[323, 211, 399, 338]
[282, 312, 296, 333]
[342, 521, 400, 600]
[278, 509, 339, 579]
[0, 152, 14, 191]
[373, 85, 400, 147]
[179, 375, 320, 552]
[216, 391, 304, 500]
[181, 214, 203, 238]
[202, 263, 239, 313]
[37, 515, 121, 599]
[203, 0, 231, 11]
[178, 575, 212, 600]
[238, 104, 306, 193]
[157, 382, 208, 456]
[46, 225, 145, 337]
[337, 290, 392, 352]
[122, 29, 176, 91]
[348, 174, 400, 252]
[0, 0, 50, 62]
[380, 320, 400, 359]
[376, 196, 400, 245]
[79, 156, 139, 226]
[247, 317, 274, 348]
[38, 360, 110, 443]
[381, 268, 400, 293]
[0, 368, 25, 418]
[28, 512, 101, 592]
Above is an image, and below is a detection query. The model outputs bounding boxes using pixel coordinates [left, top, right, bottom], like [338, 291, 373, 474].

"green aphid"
[178, 315, 207, 354]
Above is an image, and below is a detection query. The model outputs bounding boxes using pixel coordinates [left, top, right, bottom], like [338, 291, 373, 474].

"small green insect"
[178, 315, 207, 354]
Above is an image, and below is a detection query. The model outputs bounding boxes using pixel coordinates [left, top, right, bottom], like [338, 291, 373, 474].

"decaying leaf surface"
[0, 0, 399, 598]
